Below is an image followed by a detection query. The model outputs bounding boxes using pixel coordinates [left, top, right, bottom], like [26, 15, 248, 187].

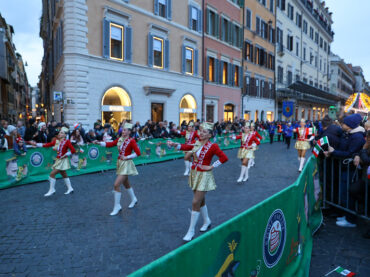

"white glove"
[36, 143, 43, 147]
[212, 160, 222, 168]
[100, 142, 106, 147]
[125, 153, 137, 160]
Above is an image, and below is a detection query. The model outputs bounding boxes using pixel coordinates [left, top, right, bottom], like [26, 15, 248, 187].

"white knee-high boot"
[243, 166, 249, 182]
[127, 187, 138, 208]
[237, 166, 247, 182]
[44, 177, 56, 197]
[110, 191, 122, 216]
[64, 178, 74, 195]
[200, 205, 211, 232]
[183, 211, 200, 242]
[299, 158, 305, 172]
[184, 161, 190, 176]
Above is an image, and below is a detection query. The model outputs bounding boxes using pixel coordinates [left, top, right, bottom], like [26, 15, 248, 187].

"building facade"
[350, 65, 370, 94]
[329, 53, 355, 112]
[0, 14, 30, 122]
[242, 0, 276, 122]
[40, 0, 203, 129]
[275, 0, 338, 121]
[203, 0, 243, 123]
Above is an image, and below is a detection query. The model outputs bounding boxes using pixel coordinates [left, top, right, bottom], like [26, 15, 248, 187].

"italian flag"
[317, 136, 329, 147]
[312, 144, 322, 158]
[309, 127, 316, 135]
[325, 266, 356, 276]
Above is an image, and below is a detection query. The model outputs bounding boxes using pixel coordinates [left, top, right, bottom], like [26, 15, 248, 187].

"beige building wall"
[86, 0, 202, 74]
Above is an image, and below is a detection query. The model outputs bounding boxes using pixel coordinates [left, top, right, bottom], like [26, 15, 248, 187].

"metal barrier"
[321, 157, 369, 220]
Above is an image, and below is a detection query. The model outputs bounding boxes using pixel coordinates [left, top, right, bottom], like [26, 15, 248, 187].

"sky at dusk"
[0, 0, 369, 87]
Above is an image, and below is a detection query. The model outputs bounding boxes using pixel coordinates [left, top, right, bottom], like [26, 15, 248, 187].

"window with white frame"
[185, 47, 193, 74]
[110, 23, 124, 61]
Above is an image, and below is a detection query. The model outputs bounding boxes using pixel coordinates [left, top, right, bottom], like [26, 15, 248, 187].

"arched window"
[101, 87, 132, 131]
[179, 94, 197, 124]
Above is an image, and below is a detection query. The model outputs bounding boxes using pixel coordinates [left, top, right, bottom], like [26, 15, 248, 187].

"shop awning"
[288, 81, 341, 102]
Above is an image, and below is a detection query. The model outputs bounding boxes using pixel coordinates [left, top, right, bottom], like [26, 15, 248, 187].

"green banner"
[128, 157, 322, 277]
[0, 131, 279, 189]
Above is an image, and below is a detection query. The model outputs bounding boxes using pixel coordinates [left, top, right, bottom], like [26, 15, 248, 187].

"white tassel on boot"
[237, 166, 247, 182]
[64, 178, 74, 195]
[127, 187, 138, 208]
[44, 177, 56, 197]
[200, 205, 211, 232]
[183, 211, 200, 242]
[243, 166, 249, 182]
[299, 158, 305, 172]
[110, 191, 122, 216]
[184, 161, 190, 176]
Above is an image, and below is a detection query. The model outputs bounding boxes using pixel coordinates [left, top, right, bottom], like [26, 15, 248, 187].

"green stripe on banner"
[128, 157, 323, 276]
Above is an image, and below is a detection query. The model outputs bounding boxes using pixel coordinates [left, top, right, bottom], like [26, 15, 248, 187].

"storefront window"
[224, 104, 234, 122]
[179, 95, 197, 124]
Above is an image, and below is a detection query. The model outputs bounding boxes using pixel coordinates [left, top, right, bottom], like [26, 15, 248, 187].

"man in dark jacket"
[24, 118, 38, 142]
[325, 113, 365, 228]
[316, 116, 342, 150]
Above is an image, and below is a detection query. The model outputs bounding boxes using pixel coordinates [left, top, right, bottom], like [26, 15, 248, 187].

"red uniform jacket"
[43, 139, 76, 159]
[180, 141, 228, 171]
[180, 130, 200, 144]
[295, 128, 311, 141]
[252, 131, 262, 142]
[106, 138, 141, 160]
[235, 132, 261, 148]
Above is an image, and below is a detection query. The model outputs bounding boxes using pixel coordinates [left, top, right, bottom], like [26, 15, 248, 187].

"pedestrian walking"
[35, 127, 76, 196]
[97, 122, 141, 215]
[268, 122, 276, 144]
[284, 122, 294, 149]
[167, 122, 228, 242]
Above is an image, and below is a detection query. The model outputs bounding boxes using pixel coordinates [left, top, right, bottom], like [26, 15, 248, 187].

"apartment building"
[275, 0, 339, 121]
[203, 0, 243, 122]
[243, 0, 276, 122]
[329, 53, 355, 112]
[40, 0, 203, 128]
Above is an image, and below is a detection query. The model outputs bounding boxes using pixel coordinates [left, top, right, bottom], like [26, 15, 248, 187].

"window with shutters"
[320, 37, 323, 48]
[310, 27, 314, 40]
[303, 20, 307, 34]
[270, 0, 274, 13]
[222, 62, 228, 85]
[287, 4, 294, 20]
[324, 41, 327, 52]
[246, 8, 252, 29]
[256, 16, 260, 35]
[153, 37, 163, 68]
[277, 66, 283, 84]
[315, 32, 318, 44]
[185, 47, 193, 75]
[256, 79, 260, 97]
[287, 35, 293, 51]
[110, 23, 124, 61]
[234, 66, 239, 87]
[277, 0, 285, 10]
[245, 76, 250, 94]
[255, 47, 260, 65]
[221, 18, 229, 42]
[303, 47, 306, 60]
[190, 7, 199, 31]
[158, 0, 167, 18]
[296, 42, 299, 56]
[208, 57, 215, 82]
[245, 41, 253, 62]
[269, 27, 275, 43]
[208, 10, 217, 37]
[296, 13, 302, 28]
[287, 71, 292, 85]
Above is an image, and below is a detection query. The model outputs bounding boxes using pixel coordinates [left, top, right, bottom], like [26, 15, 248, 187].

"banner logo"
[263, 209, 286, 268]
[88, 147, 99, 160]
[30, 152, 43, 167]
[282, 101, 294, 118]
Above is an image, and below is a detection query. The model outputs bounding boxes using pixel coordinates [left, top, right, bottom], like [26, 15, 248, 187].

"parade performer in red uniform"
[249, 122, 262, 168]
[168, 122, 228, 242]
[179, 122, 199, 176]
[232, 122, 260, 182]
[294, 119, 314, 172]
[36, 127, 76, 197]
[97, 122, 141, 215]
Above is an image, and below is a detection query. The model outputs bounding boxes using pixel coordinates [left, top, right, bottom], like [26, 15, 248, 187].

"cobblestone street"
[0, 142, 369, 276]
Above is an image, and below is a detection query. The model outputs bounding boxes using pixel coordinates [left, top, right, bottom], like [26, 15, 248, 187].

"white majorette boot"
[44, 177, 56, 197]
[200, 205, 212, 232]
[299, 158, 305, 172]
[110, 191, 122, 216]
[184, 161, 190, 176]
[237, 166, 247, 182]
[183, 211, 200, 242]
[127, 187, 138, 208]
[243, 166, 249, 182]
[64, 178, 74, 195]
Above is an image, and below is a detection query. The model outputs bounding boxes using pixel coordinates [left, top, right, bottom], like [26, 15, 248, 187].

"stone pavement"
[0, 141, 367, 276]
[310, 213, 370, 277]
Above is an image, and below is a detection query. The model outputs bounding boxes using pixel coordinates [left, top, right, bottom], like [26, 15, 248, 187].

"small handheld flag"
[312, 144, 323, 158]
[317, 136, 329, 147]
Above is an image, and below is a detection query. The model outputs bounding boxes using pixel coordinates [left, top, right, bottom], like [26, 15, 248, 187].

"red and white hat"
[74, 123, 81, 130]
[16, 137, 24, 144]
